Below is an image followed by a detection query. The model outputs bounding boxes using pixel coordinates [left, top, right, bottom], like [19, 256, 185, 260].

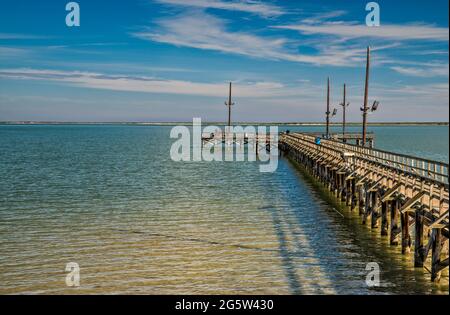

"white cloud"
[0, 46, 29, 57]
[381, 83, 449, 99]
[133, 12, 379, 66]
[1, 68, 448, 122]
[274, 22, 449, 42]
[391, 63, 449, 77]
[300, 10, 347, 25]
[0, 33, 48, 40]
[154, 0, 284, 17]
[0, 68, 297, 98]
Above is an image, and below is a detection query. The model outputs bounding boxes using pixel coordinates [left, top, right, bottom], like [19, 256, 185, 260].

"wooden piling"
[414, 208, 425, 267]
[381, 201, 389, 236]
[351, 179, 357, 211]
[346, 179, 352, 206]
[371, 191, 380, 229]
[358, 186, 365, 216]
[431, 229, 442, 282]
[401, 211, 411, 254]
[390, 198, 400, 246]
[362, 189, 370, 225]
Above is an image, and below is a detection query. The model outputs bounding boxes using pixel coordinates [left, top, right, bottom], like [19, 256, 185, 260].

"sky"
[0, 0, 448, 122]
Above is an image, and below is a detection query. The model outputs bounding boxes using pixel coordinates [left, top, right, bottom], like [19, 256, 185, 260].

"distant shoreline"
[0, 121, 448, 126]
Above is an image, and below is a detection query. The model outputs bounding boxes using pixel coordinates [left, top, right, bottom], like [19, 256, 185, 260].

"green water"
[0, 125, 448, 294]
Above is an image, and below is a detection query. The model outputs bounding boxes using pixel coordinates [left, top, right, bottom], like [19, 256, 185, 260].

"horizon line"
[1, 121, 448, 125]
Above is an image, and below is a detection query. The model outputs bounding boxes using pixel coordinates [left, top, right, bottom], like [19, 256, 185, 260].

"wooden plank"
[399, 191, 426, 214]
[368, 177, 384, 192]
[345, 170, 358, 180]
[381, 183, 402, 202]
[356, 171, 372, 186]
[429, 210, 449, 229]
[435, 257, 449, 274]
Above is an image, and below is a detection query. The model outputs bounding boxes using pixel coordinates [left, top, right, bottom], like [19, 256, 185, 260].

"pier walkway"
[279, 132, 449, 282]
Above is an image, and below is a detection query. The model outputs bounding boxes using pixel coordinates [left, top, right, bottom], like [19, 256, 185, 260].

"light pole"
[326, 77, 331, 137]
[225, 82, 235, 128]
[340, 84, 350, 141]
[362, 47, 370, 146]
[360, 47, 380, 146]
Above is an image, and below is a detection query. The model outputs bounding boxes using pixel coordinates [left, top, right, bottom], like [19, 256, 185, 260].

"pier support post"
[336, 173, 341, 198]
[328, 169, 333, 191]
[431, 228, 442, 282]
[371, 191, 380, 229]
[350, 179, 357, 211]
[381, 201, 389, 236]
[345, 179, 351, 206]
[358, 186, 365, 216]
[401, 211, 411, 254]
[414, 207, 425, 267]
[362, 190, 371, 225]
[341, 176, 347, 202]
[390, 198, 400, 246]
[334, 172, 339, 196]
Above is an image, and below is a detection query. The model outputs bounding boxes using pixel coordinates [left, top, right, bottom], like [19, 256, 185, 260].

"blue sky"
[0, 0, 448, 122]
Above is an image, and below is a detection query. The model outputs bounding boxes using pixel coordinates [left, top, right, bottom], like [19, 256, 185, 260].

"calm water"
[0, 125, 448, 294]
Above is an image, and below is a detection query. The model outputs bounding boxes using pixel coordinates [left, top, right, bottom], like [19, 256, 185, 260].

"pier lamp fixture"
[371, 101, 380, 112]
[360, 101, 380, 114]
[323, 108, 338, 139]
[332, 108, 338, 117]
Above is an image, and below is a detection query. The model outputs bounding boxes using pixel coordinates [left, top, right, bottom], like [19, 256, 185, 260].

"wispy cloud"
[153, 0, 285, 17]
[391, 63, 449, 77]
[0, 46, 29, 57]
[300, 10, 347, 25]
[1, 68, 448, 122]
[0, 68, 297, 98]
[274, 22, 449, 42]
[132, 12, 378, 66]
[0, 33, 49, 40]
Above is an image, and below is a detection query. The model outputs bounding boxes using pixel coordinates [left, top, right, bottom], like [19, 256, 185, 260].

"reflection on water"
[0, 125, 448, 294]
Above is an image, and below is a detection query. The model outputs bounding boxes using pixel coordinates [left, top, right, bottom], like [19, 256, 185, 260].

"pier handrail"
[282, 133, 449, 185]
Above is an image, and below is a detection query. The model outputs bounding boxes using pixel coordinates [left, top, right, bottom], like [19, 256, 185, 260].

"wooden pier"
[201, 132, 276, 146]
[300, 132, 375, 147]
[279, 132, 449, 282]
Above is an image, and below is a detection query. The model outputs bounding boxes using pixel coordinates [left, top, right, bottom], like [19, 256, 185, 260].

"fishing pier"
[279, 132, 449, 282]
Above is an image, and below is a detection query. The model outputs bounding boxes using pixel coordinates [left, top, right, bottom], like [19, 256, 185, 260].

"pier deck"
[300, 132, 375, 147]
[279, 132, 449, 282]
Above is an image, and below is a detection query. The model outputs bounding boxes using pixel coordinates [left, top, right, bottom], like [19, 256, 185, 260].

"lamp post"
[326, 77, 331, 137]
[225, 82, 235, 128]
[360, 47, 380, 146]
[340, 84, 350, 141]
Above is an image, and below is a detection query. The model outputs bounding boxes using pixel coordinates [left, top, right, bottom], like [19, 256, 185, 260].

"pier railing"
[286, 133, 449, 186]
